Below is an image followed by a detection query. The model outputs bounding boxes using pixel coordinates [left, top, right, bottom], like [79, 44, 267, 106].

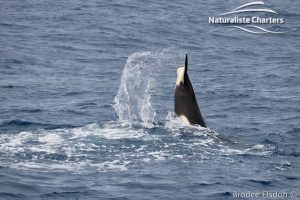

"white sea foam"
[0, 120, 276, 173]
[38, 133, 61, 144]
[10, 160, 130, 173]
[94, 160, 130, 172]
[219, 144, 275, 156]
[70, 123, 147, 140]
[0, 122, 157, 172]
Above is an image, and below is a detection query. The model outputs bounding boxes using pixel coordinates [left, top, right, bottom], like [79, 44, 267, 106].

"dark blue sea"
[0, 0, 299, 199]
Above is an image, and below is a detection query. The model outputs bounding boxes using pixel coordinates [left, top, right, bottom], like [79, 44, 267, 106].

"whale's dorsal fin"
[174, 54, 207, 127]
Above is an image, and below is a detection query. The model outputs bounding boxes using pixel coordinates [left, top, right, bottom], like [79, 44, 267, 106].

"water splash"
[113, 48, 184, 125]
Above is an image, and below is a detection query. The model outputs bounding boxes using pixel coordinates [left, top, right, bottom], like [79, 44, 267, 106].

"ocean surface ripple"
[0, 0, 299, 199]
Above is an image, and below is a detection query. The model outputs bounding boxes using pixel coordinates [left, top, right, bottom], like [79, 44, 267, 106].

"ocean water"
[0, 0, 300, 199]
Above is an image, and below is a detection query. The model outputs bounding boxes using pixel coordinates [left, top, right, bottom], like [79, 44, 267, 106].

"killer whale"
[174, 54, 206, 127]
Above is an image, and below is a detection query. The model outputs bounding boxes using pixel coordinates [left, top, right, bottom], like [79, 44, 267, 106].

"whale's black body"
[174, 55, 206, 127]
